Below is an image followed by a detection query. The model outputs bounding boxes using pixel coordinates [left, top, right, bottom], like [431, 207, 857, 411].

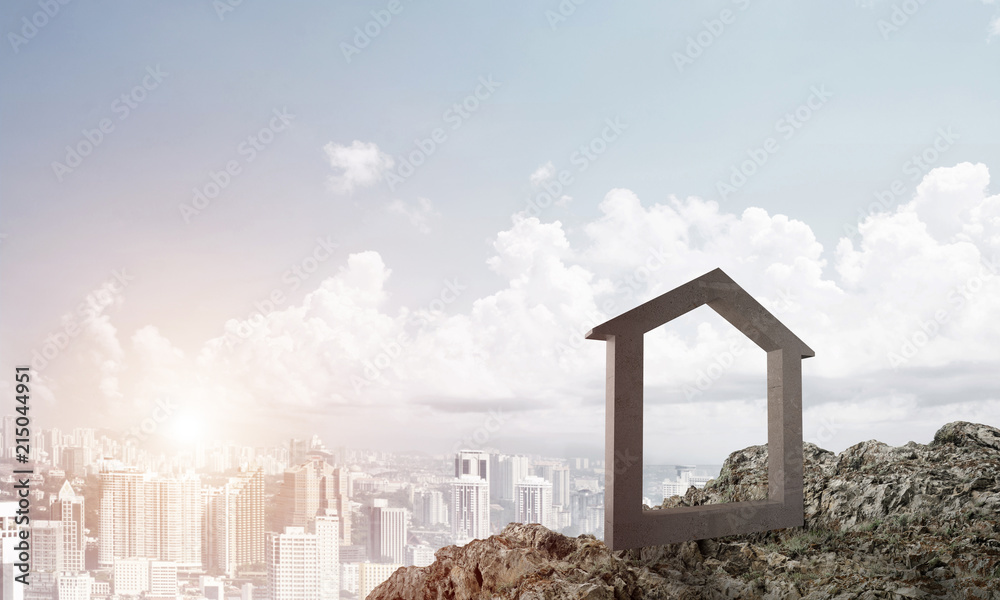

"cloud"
[323, 140, 394, 194]
[529, 161, 572, 206]
[387, 197, 439, 234]
[991, 16, 1000, 37]
[43, 162, 1000, 461]
[529, 162, 556, 187]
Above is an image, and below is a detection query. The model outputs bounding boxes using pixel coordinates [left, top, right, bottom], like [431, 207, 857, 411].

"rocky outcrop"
[370, 422, 1000, 599]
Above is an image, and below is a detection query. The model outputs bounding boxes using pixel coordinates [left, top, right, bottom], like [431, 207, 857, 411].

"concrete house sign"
[586, 268, 815, 550]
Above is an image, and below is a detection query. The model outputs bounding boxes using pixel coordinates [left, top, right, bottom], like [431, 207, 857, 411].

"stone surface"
[585, 268, 815, 549]
[369, 421, 1000, 600]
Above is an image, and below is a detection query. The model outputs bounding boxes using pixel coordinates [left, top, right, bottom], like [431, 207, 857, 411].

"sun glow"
[167, 411, 205, 444]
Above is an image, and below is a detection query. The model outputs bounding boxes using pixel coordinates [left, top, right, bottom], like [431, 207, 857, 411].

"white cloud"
[529, 161, 572, 206]
[44, 162, 1000, 461]
[323, 140, 394, 194]
[990, 16, 1000, 37]
[387, 197, 438, 233]
[529, 162, 556, 187]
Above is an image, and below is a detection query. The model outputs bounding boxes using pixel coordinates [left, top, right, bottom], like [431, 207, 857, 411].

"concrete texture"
[586, 268, 814, 550]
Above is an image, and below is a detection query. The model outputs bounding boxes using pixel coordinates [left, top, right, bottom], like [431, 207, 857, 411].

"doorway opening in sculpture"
[641, 305, 767, 510]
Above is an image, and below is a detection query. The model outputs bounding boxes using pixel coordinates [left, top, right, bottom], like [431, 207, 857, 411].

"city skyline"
[3, 2, 1000, 470]
[1, 423, 640, 598]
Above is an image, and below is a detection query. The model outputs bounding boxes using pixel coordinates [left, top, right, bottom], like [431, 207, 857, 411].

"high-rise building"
[358, 562, 402, 599]
[52, 480, 85, 572]
[1, 416, 15, 460]
[661, 466, 711, 499]
[61, 447, 87, 478]
[491, 455, 530, 501]
[0, 502, 26, 600]
[278, 457, 351, 544]
[516, 476, 554, 530]
[315, 510, 340, 600]
[450, 475, 489, 543]
[455, 450, 489, 482]
[31, 520, 63, 572]
[205, 467, 264, 575]
[414, 489, 447, 527]
[99, 470, 202, 568]
[367, 499, 407, 564]
[266, 527, 319, 600]
[550, 466, 571, 508]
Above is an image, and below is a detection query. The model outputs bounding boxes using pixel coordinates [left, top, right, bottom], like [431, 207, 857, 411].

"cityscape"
[0, 419, 719, 600]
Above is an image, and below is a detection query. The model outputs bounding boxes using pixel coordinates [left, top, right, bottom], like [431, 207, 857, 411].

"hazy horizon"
[3, 1, 999, 466]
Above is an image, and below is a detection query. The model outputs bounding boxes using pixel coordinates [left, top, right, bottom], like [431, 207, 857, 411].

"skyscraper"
[266, 527, 319, 600]
[52, 480, 85, 572]
[414, 489, 447, 527]
[99, 470, 150, 567]
[516, 476, 554, 530]
[205, 467, 264, 575]
[1, 416, 15, 460]
[278, 457, 351, 544]
[550, 465, 570, 508]
[367, 499, 407, 564]
[455, 450, 489, 482]
[315, 510, 340, 600]
[99, 469, 202, 568]
[492, 454, 530, 501]
[450, 475, 489, 543]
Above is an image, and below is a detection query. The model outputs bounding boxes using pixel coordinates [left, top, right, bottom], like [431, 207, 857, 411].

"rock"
[369, 422, 1000, 600]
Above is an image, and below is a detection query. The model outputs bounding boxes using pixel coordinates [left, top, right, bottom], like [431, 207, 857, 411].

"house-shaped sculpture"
[586, 268, 814, 550]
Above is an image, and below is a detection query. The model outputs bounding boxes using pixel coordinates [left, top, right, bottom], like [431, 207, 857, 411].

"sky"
[1, 0, 999, 465]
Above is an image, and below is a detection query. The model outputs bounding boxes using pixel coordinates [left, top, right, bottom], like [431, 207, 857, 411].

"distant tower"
[455, 450, 489, 482]
[278, 457, 351, 543]
[205, 467, 264, 575]
[367, 499, 407, 564]
[450, 475, 490, 543]
[492, 455, 530, 501]
[99, 470, 202, 568]
[315, 510, 340, 600]
[266, 527, 319, 600]
[550, 466, 570, 508]
[516, 476, 553, 530]
[51, 480, 85, 572]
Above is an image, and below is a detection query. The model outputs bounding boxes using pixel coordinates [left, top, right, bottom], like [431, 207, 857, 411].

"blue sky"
[2, 0, 999, 464]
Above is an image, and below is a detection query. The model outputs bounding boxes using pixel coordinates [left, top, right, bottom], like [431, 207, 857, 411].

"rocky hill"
[369, 421, 1000, 599]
